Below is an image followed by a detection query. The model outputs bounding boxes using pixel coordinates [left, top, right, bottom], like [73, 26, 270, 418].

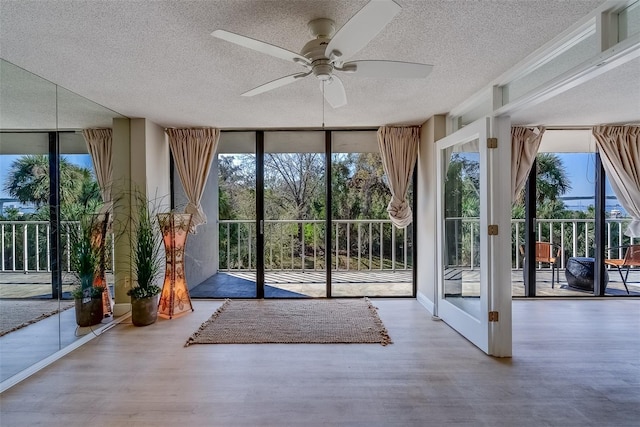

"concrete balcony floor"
[1, 269, 637, 299]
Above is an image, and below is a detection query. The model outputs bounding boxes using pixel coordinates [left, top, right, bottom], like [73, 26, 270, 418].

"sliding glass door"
[200, 130, 415, 299]
[211, 132, 257, 298]
[330, 131, 413, 297]
[263, 132, 326, 298]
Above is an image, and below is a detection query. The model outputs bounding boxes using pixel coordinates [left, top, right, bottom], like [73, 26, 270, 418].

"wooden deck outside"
[1, 268, 638, 299]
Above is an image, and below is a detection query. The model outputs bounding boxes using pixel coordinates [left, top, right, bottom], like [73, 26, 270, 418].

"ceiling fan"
[211, 0, 433, 108]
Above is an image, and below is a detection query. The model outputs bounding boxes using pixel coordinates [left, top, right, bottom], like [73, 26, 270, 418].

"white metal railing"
[218, 219, 411, 272]
[0, 221, 115, 273]
[1, 218, 635, 274]
[444, 217, 635, 270]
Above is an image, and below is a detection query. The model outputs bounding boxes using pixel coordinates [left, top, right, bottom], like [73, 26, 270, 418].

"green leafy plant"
[69, 213, 106, 299]
[126, 191, 164, 299]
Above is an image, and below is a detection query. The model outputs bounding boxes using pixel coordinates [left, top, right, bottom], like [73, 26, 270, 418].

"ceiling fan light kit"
[211, 0, 433, 108]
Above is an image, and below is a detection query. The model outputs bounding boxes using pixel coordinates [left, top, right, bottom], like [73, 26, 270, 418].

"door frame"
[436, 116, 512, 356]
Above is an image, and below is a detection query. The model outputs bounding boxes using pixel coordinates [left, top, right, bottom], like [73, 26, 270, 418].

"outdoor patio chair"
[604, 244, 640, 294]
[520, 242, 561, 288]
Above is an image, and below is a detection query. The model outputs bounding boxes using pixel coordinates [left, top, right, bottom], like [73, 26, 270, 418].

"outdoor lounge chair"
[604, 244, 640, 294]
[519, 241, 561, 288]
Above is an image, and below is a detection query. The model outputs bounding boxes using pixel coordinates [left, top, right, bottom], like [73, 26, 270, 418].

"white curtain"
[82, 128, 113, 213]
[511, 126, 545, 203]
[593, 126, 640, 237]
[377, 126, 420, 228]
[165, 128, 220, 234]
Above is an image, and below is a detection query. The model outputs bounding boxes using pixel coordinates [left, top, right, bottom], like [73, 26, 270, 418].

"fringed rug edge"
[184, 298, 231, 347]
[364, 297, 393, 346]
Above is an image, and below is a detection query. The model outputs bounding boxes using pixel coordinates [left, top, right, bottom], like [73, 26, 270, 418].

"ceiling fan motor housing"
[301, 37, 334, 80]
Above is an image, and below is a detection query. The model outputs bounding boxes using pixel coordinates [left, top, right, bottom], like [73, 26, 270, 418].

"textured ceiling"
[1, 0, 636, 130]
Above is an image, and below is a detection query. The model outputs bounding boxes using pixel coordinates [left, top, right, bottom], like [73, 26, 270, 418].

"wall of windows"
[178, 130, 415, 299]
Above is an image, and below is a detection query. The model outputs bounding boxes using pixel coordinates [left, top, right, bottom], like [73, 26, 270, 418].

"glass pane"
[619, 0, 640, 41]
[442, 140, 481, 318]
[605, 174, 638, 295]
[264, 132, 325, 298]
[190, 132, 257, 298]
[536, 152, 595, 296]
[58, 133, 112, 341]
[0, 61, 57, 382]
[331, 131, 413, 297]
[503, 30, 597, 104]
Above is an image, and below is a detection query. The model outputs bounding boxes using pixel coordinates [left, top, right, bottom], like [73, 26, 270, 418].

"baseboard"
[416, 291, 434, 314]
[113, 302, 132, 317]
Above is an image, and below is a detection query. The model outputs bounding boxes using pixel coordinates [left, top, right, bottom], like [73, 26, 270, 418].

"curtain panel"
[377, 126, 420, 228]
[82, 128, 113, 213]
[593, 126, 640, 237]
[511, 126, 545, 203]
[165, 128, 220, 234]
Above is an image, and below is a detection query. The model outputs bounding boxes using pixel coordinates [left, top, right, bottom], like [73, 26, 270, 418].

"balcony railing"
[1, 218, 635, 274]
[218, 219, 413, 272]
[446, 217, 636, 269]
[0, 221, 115, 273]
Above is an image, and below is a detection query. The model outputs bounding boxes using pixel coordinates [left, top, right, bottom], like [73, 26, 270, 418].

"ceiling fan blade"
[325, 0, 401, 63]
[344, 60, 433, 78]
[242, 72, 311, 97]
[212, 30, 310, 66]
[322, 76, 347, 109]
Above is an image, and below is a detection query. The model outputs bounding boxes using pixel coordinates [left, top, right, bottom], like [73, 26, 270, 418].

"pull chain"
[322, 81, 325, 129]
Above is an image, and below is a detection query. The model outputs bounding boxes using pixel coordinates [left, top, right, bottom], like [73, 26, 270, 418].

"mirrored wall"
[0, 59, 126, 385]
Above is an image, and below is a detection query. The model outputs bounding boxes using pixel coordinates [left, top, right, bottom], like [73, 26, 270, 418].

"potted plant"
[127, 193, 164, 326]
[69, 214, 105, 327]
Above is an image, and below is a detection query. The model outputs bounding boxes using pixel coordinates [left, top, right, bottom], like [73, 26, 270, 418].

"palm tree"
[4, 155, 50, 208]
[3, 155, 101, 217]
[512, 153, 571, 219]
[536, 153, 571, 207]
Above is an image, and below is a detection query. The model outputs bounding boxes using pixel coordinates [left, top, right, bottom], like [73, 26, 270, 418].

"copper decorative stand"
[157, 213, 194, 319]
[91, 213, 112, 317]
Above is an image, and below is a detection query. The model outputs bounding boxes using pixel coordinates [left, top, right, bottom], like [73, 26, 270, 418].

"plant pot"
[75, 297, 103, 327]
[131, 294, 159, 326]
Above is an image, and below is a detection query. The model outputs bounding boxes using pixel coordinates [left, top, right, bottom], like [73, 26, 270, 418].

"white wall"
[112, 118, 132, 315]
[416, 115, 446, 314]
[172, 151, 219, 289]
[143, 120, 171, 210]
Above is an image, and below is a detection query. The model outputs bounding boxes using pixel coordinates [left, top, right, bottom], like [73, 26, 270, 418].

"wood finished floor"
[1, 299, 639, 426]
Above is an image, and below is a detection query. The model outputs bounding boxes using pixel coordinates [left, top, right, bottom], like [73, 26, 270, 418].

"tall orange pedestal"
[157, 213, 194, 319]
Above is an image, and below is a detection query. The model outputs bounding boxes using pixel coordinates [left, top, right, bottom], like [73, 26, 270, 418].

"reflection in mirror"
[0, 59, 125, 386]
[0, 60, 58, 383]
[442, 139, 481, 318]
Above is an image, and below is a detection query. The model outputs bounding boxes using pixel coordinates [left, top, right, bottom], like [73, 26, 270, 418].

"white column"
[111, 118, 132, 316]
[111, 118, 170, 317]
[416, 115, 446, 314]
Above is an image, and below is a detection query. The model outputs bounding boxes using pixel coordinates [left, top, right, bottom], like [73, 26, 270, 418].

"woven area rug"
[185, 298, 391, 346]
[0, 299, 75, 337]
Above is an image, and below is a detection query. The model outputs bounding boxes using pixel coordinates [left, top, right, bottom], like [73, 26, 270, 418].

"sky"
[556, 153, 624, 213]
[557, 153, 597, 197]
